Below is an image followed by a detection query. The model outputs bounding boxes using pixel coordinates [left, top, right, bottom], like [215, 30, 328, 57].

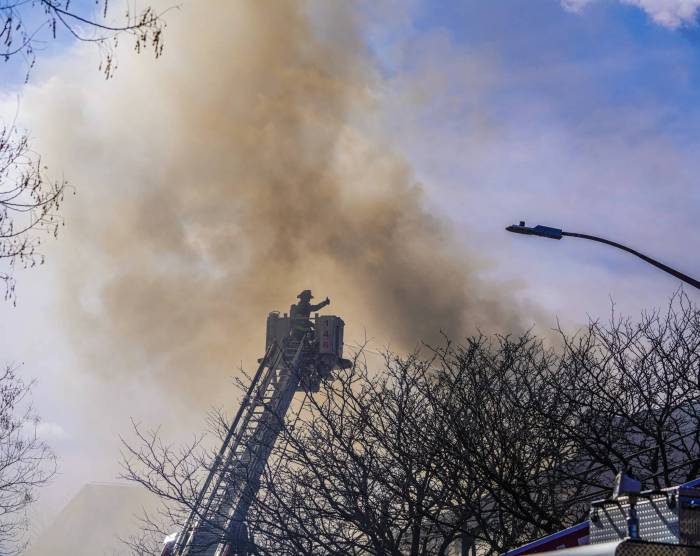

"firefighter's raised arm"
[295, 290, 330, 315]
[310, 297, 330, 312]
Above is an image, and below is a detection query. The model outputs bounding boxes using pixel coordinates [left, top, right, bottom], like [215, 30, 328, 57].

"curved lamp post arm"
[506, 221, 700, 291]
[560, 231, 700, 290]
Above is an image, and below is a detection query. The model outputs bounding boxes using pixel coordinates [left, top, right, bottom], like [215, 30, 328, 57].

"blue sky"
[2, 2, 111, 88]
[370, 0, 700, 162]
[358, 0, 700, 317]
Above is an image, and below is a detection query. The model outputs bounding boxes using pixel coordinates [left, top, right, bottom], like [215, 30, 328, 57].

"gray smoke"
[26, 0, 532, 407]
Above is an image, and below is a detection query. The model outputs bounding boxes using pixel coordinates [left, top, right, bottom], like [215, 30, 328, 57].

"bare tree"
[0, 3, 169, 551]
[122, 342, 579, 555]
[121, 295, 700, 556]
[1, 0, 169, 300]
[427, 292, 700, 553]
[543, 292, 700, 491]
[246, 353, 477, 556]
[2, 0, 167, 80]
[121, 352, 481, 556]
[0, 121, 64, 301]
[0, 364, 56, 555]
[425, 333, 596, 554]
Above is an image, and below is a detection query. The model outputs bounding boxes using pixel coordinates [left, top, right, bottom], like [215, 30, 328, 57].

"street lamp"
[506, 221, 700, 290]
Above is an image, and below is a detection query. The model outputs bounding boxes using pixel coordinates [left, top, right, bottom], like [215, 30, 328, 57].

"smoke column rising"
[26, 0, 530, 406]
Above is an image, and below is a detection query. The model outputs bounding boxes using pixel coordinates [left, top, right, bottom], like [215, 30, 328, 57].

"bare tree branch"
[121, 294, 700, 555]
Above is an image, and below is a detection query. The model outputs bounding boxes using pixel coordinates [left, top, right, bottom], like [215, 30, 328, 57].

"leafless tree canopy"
[0, 2, 168, 550]
[0, 122, 64, 301]
[0, 1, 169, 301]
[122, 294, 700, 555]
[0, 365, 56, 555]
[1, 0, 167, 79]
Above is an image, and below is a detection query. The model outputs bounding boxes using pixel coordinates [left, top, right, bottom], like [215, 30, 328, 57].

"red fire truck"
[505, 478, 700, 556]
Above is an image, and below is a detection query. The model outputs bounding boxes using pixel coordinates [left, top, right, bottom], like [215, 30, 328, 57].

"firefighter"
[290, 290, 330, 340]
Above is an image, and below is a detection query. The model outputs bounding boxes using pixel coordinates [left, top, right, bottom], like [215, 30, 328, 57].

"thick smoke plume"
[28, 1, 530, 406]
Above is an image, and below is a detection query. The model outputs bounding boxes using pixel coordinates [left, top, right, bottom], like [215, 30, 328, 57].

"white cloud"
[36, 421, 68, 441]
[562, 0, 700, 28]
[561, 0, 597, 13]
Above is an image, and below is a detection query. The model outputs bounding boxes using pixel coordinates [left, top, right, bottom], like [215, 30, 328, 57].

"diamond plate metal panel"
[590, 488, 700, 546]
[590, 493, 679, 544]
[618, 541, 700, 556]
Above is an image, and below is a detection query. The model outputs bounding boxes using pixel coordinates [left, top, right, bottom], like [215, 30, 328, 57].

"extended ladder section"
[168, 312, 348, 556]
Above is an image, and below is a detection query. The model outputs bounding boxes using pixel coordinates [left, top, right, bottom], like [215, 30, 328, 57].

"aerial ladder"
[161, 307, 349, 556]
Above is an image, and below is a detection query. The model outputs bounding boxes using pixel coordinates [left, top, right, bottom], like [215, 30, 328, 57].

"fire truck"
[505, 476, 700, 556]
[161, 309, 350, 556]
